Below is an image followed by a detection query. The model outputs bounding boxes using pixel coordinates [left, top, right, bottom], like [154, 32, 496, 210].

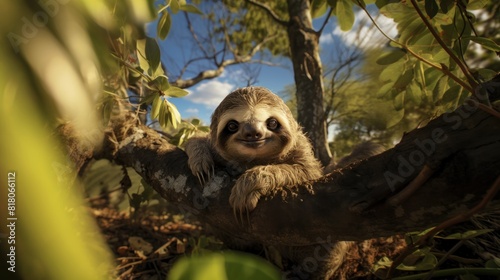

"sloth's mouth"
[239, 139, 267, 148]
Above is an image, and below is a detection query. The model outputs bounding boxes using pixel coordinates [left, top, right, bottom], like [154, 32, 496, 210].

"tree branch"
[317, 8, 333, 35]
[409, 0, 478, 90]
[245, 0, 288, 26]
[357, 0, 475, 93]
[74, 78, 500, 247]
[171, 32, 278, 89]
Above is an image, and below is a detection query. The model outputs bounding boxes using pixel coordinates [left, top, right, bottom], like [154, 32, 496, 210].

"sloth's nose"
[242, 123, 263, 140]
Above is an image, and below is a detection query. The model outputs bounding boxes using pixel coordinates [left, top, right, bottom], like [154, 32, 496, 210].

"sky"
[147, 4, 398, 126]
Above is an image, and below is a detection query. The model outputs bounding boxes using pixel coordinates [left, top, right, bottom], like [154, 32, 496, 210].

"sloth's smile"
[239, 139, 267, 148]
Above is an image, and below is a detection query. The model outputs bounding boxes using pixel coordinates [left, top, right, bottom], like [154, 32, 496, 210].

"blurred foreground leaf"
[168, 251, 280, 280]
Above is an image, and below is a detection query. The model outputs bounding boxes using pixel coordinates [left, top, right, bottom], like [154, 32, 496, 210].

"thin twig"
[422, 239, 465, 280]
[467, 99, 500, 119]
[317, 8, 333, 35]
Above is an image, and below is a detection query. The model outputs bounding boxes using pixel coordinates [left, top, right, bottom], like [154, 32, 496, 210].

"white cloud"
[324, 9, 398, 50]
[319, 33, 334, 45]
[186, 80, 236, 108]
[185, 108, 199, 114]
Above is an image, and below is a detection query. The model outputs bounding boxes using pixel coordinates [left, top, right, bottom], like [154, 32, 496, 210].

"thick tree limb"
[66, 78, 500, 250]
[84, 90, 499, 248]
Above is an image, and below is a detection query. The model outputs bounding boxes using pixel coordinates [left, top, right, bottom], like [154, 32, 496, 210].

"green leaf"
[485, 257, 500, 269]
[199, 126, 210, 132]
[179, 4, 203, 15]
[397, 249, 437, 271]
[405, 227, 436, 245]
[327, 0, 338, 8]
[145, 37, 161, 74]
[311, 0, 328, 18]
[336, 0, 355, 31]
[136, 39, 150, 73]
[467, 0, 490, 10]
[433, 49, 450, 64]
[393, 92, 404, 111]
[159, 99, 167, 127]
[457, 35, 473, 57]
[424, 0, 439, 19]
[433, 8, 455, 26]
[140, 92, 157, 105]
[400, 16, 426, 45]
[394, 68, 415, 89]
[421, 67, 441, 94]
[128, 66, 143, 84]
[441, 85, 461, 105]
[406, 80, 422, 105]
[170, 0, 180, 14]
[376, 49, 406, 65]
[439, 0, 455, 13]
[438, 229, 494, 240]
[372, 256, 392, 278]
[165, 86, 189, 98]
[167, 252, 280, 280]
[375, 0, 399, 9]
[476, 68, 498, 81]
[167, 101, 181, 129]
[177, 129, 195, 147]
[433, 75, 449, 102]
[376, 82, 395, 98]
[170, 127, 186, 146]
[191, 118, 201, 126]
[128, 0, 156, 23]
[379, 59, 405, 82]
[465, 36, 500, 52]
[150, 95, 162, 119]
[152, 75, 170, 91]
[157, 12, 172, 40]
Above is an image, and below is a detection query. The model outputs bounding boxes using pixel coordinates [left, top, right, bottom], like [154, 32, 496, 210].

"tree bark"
[69, 79, 500, 248]
[286, 0, 332, 166]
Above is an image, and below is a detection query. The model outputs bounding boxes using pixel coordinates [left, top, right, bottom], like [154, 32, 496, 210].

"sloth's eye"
[267, 118, 279, 130]
[226, 121, 239, 133]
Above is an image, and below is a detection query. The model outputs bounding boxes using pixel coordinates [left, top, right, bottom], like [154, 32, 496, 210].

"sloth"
[184, 86, 323, 214]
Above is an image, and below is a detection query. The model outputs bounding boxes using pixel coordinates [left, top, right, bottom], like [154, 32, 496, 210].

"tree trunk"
[286, 0, 331, 166]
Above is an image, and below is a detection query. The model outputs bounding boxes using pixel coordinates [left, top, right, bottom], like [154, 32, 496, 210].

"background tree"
[155, 0, 333, 165]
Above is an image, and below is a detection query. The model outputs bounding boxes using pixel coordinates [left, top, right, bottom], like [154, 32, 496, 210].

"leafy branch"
[355, 0, 474, 93]
[408, 0, 478, 90]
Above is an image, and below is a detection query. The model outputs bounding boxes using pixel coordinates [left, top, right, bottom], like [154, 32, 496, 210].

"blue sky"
[147, 4, 397, 125]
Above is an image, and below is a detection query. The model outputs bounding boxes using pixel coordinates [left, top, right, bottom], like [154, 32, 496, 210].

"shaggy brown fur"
[185, 86, 323, 213]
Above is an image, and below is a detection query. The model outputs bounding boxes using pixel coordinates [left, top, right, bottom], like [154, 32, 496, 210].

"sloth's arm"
[184, 136, 214, 184]
[229, 151, 322, 213]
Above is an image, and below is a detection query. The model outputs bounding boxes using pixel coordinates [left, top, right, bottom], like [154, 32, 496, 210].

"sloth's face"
[215, 104, 293, 164]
